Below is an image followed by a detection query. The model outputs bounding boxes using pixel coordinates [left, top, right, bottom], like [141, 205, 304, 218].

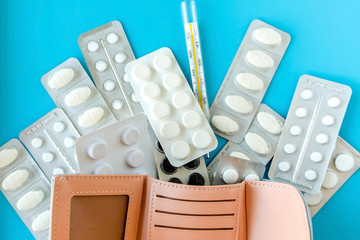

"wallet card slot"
[155, 210, 235, 217]
[156, 194, 236, 202]
[154, 225, 233, 231]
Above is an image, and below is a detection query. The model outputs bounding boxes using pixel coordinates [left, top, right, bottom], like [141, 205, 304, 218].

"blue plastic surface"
[1, 0, 359, 239]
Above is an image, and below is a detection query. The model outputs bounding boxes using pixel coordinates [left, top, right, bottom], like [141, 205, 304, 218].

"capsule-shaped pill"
[245, 50, 274, 70]
[235, 73, 264, 91]
[48, 68, 75, 89]
[64, 86, 91, 107]
[245, 132, 269, 155]
[256, 111, 282, 134]
[32, 210, 50, 232]
[211, 115, 239, 135]
[224, 95, 253, 114]
[2, 169, 29, 191]
[252, 27, 282, 47]
[78, 107, 104, 128]
[0, 147, 18, 169]
[17, 189, 45, 211]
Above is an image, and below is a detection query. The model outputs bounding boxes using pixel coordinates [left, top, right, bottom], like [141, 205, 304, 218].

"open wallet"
[50, 175, 312, 240]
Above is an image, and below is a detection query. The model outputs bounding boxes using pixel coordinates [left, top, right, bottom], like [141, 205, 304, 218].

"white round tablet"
[304, 169, 317, 181]
[172, 91, 191, 109]
[151, 102, 171, 119]
[304, 191, 323, 206]
[132, 63, 151, 81]
[221, 168, 239, 184]
[87, 141, 108, 160]
[321, 115, 335, 126]
[115, 52, 127, 64]
[295, 107, 308, 118]
[112, 99, 124, 110]
[53, 122, 65, 132]
[301, 89, 313, 100]
[64, 137, 75, 148]
[335, 153, 355, 172]
[244, 172, 260, 181]
[192, 130, 212, 149]
[142, 83, 161, 100]
[316, 133, 329, 144]
[95, 60, 108, 72]
[327, 96, 341, 108]
[87, 40, 99, 52]
[278, 161, 291, 172]
[322, 170, 339, 189]
[93, 164, 113, 174]
[131, 92, 139, 103]
[126, 149, 145, 168]
[153, 54, 172, 72]
[171, 141, 190, 159]
[106, 32, 119, 44]
[160, 121, 180, 139]
[310, 152, 323, 163]
[31, 138, 43, 148]
[53, 168, 64, 176]
[121, 127, 140, 145]
[182, 110, 202, 128]
[283, 143, 297, 154]
[123, 73, 130, 83]
[42, 152, 54, 163]
[103, 79, 116, 92]
[162, 72, 182, 90]
[289, 125, 302, 136]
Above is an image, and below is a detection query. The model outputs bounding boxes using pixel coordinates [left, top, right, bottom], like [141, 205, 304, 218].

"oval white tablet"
[53, 168, 64, 175]
[300, 89, 313, 100]
[229, 151, 250, 160]
[94, 164, 113, 175]
[112, 99, 123, 110]
[245, 132, 269, 155]
[211, 115, 239, 135]
[0, 148, 18, 169]
[87, 141, 108, 160]
[335, 153, 355, 172]
[224, 95, 253, 114]
[171, 141, 190, 159]
[310, 152, 323, 163]
[132, 63, 151, 81]
[103, 80, 116, 92]
[304, 169, 317, 181]
[142, 83, 161, 100]
[182, 110, 202, 128]
[115, 52, 127, 64]
[327, 96, 341, 108]
[304, 191, 323, 206]
[172, 91, 191, 109]
[87, 40, 99, 52]
[252, 27, 282, 47]
[106, 32, 119, 44]
[65, 86, 92, 107]
[31, 138, 43, 149]
[283, 143, 297, 154]
[95, 60, 108, 72]
[192, 130, 212, 149]
[126, 149, 145, 168]
[244, 172, 260, 181]
[295, 107, 307, 118]
[153, 54, 172, 72]
[322, 170, 339, 189]
[221, 168, 239, 184]
[256, 111, 282, 134]
[17, 189, 45, 211]
[162, 72, 182, 90]
[160, 121, 180, 139]
[53, 122, 66, 132]
[289, 125, 302, 136]
[245, 50, 274, 70]
[235, 72, 264, 91]
[322, 115, 335, 126]
[64, 137, 75, 148]
[151, 102, 171, 120]
[48, 68, 75, 89]
[2, 169, 29, 191]
[42, 152, 54, 163]
[131, 92, 139, 103]
[316, 133, 329, 144]
[121, 127, 140, 146]
[278, 161, 291, 172]
[78, 107, 104, 128]
[32, 210, 50, 232]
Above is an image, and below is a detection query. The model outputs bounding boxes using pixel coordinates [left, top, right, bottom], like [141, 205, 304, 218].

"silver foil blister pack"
[210, 19, 290, 143]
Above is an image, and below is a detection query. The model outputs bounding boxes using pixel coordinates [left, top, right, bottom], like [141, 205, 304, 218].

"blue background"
[1, 0, 359, 239]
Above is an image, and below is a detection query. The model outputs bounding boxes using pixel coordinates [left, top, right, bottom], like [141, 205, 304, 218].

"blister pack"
[19, 108, 80, 180]
[269, 75, 352, 194]
[75, 113, 157, 177]
[0, 139, 51, 240]
[304, 137, 360, 216]
[41, 57, 116, 135]
[208, 156, 265, 185]
[125, 47, 217, 167]
[210, 19, 290, 143]
[78, 21, 143, 120]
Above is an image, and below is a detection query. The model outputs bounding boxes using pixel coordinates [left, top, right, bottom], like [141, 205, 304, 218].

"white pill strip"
[41, 57, 116, 135]
[75, 114, 157, 177]
[78, 21, 143, 121]
[305, 137, 360, 217]
[20, 108, 80, 180]
[125, 47, 217, 167]
[269, 75, 352, 194]
[210, 19, 290, 143]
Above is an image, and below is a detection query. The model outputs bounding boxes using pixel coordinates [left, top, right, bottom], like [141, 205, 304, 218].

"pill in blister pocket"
[16, 189, 45, 211]
[229, 151, 250, 160]
[32, 210, 50, 232]
[304, 191, 323, 206]
[244, 172, 260, 181]
[235, 73, 264, 91]
[244, 132, 269, 155]
[245, 50, 274, 70]
[256, 111, 282, 134]
[278, 161, 291, 172]
[334, 153, 354, 172]
[221, 168, 239, 184]
[182, 111, 202, 128]
[64, 87, 92, 107]
[78, 107, 104, 128]
[160, 121, 180, 139]
[252, 27, 282, 47]
[0, 148, 18, 168]
[322, 115, 335, 126]
[211, 115, 239, 134]
[321, 170, 338, 189]
[48, 68, 74, 89]
[327, 97, 341, 108]
[224, 95, 253, 114]
[310, 152, 323, 163]
[2, 169, 29, 191]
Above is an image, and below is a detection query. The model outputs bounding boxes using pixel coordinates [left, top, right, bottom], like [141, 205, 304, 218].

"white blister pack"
[208, 156, 265, 185]
[19, 108, 80, 180]
[41, 57, 116, 135]
[125, 47, 218, 167]
[0, 139, 51, 239]
[304, 137, 360, 216]
[210, 19, 290, 143]
[78, 21, 143, 120]
[269, 75, 352, 194]
[75, 113, 157, 177]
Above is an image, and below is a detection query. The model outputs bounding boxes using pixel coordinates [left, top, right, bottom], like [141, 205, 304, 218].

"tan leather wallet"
[50, 175, 312, 240]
